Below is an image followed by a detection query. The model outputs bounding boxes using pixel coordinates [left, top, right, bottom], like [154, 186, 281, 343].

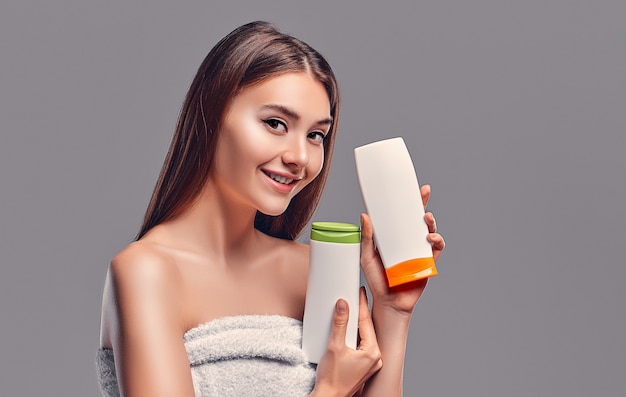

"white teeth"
[268, 172, 293, 185]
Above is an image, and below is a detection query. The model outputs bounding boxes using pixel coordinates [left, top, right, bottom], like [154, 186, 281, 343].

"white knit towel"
[96, 315, 316, 397]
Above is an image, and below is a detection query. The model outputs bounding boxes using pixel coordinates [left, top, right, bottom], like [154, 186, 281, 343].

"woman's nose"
[281, 136, 310, 168]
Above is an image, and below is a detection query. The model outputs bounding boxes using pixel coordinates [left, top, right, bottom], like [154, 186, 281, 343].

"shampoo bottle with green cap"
[354, 137, 437, 287]
[302, 222, 361, 364]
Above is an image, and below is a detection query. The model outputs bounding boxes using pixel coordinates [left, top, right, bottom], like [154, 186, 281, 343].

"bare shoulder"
[264, 234, 310, 267]
[109, 241, 180, 285]
[265, 235, 311, 286]
[283, 238, 310, 259]
[100, 241, 183, 348]
[100, 241, 196, 395]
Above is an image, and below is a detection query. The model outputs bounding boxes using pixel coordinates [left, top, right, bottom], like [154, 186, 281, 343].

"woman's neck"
[142, 181, 264, 266]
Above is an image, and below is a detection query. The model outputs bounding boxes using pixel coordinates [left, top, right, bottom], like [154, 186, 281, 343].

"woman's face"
[211, 72, 332, 216]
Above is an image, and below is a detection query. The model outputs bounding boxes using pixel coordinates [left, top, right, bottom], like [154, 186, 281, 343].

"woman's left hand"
[360, 184, 445, 316]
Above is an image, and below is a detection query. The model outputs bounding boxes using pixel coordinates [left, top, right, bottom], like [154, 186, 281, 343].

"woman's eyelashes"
[308, 131, 326, 145]
[262, 118, 327, 145]
[262, 118, 287, 132]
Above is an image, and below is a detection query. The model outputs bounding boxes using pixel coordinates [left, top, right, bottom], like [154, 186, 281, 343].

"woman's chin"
[257, 202, 291, 217]
[258, 209, 287, 218]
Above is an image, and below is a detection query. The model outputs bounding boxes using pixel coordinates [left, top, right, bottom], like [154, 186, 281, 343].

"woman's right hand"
[310, 287, 383, 397]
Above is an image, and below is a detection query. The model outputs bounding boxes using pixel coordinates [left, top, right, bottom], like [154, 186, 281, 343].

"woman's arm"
[360, 299, 415, 395]
[101, 243, 196, 397]
[359, 185, 446, 396]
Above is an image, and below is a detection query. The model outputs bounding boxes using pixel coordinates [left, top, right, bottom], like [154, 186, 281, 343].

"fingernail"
[336, 299, 347, 313]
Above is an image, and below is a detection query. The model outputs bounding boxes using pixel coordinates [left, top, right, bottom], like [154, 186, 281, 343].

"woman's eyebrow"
[261, 104, 333, 126]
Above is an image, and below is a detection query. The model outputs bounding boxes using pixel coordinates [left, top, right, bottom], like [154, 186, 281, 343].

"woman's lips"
[262, 170, 300, 193]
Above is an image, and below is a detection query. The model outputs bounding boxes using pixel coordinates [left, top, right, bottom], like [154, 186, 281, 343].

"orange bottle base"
[385, 257, 437, 287]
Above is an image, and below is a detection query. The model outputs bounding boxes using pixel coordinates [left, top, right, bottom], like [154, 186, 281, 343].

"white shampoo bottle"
[302, 222, 361, 364]
[354, 137, 437, 287]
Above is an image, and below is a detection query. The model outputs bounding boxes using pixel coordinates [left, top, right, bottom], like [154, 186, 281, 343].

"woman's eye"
[308, 131, 326, 145]
[263, 118, 287, 132]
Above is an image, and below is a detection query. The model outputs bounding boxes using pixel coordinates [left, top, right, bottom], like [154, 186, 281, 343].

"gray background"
[1, 0, 624, 395]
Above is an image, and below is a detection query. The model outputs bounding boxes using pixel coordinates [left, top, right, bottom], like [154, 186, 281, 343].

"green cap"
[310, 222, 361, 244]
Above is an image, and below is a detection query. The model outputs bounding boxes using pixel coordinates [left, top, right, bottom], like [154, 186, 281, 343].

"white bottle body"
[354, 137, 437, 287]
[302, 239, 360, 364]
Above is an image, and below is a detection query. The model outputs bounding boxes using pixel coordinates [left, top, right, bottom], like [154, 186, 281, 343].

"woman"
[96, 21, 445, 397]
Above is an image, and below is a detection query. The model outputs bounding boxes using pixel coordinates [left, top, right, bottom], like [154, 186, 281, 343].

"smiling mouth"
[264, 171, 296, 185]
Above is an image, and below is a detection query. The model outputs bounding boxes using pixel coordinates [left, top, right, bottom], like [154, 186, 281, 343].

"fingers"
[420, 184, 431, 208]
[359, 214, 387, 291]
[358, 287, 383, 371]
[427, 232, 445, 261]
[356, 288, 382, 370]
[356, 287, 376, 350]
[328, 291, 379, 355]
[359, 213, 374, 258]
[425, 211, 437, 233]
[314, 294, 382, 396]
[328, 299, 349, 349]
[424, 209, 445, 260]
[427, 231, 445, 248]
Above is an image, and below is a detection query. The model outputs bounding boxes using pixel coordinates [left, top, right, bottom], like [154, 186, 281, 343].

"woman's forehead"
[233, 72, 331, 119]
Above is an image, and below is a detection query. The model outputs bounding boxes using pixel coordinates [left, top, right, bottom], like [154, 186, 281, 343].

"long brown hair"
[136, 21, 340, 241]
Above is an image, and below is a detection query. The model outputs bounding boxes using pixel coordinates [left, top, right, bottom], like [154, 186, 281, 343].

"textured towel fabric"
[95, 315, 317, 397]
